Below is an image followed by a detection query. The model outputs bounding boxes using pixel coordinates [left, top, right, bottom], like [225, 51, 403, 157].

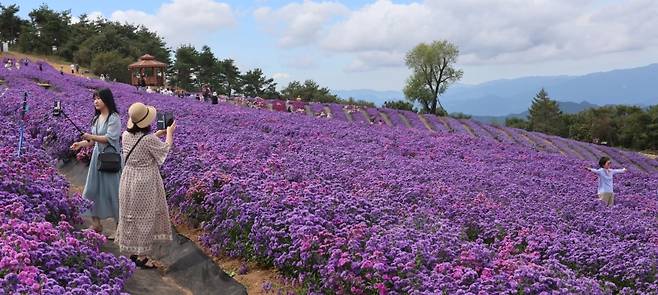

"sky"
[10, 0, 658, 91]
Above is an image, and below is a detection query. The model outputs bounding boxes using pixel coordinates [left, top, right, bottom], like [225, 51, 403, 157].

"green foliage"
[281, 80, 339, 103]
[0, 4, 26, 42]
[404, 40, 463, 115]
[528, 88, 563, 135]
[196, 45, 219, 89]
[241, 68, 279, 98]
[218, 59, 241, 96]
[384, 100, 417, 112]
[515, 97, 658, 151]
[449, 112, 472, 119]
[11, 5, 170, 80]
[90, 51, 132, 83]
[171, 45, 199, 91]
[505, 117, 530, 130]
[169, 45, 282, 96]
[15, 5, 71, 55]
[403, 75, 436, 113]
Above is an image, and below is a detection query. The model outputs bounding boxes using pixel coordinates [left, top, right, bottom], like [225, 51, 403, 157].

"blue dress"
[82, 113, 122, 220]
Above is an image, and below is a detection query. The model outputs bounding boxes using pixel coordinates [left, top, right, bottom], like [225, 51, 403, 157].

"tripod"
[17, 92, 28, 157]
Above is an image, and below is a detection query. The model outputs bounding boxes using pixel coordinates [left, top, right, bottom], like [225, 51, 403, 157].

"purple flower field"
[0, 114, 134, 293]
[2, 58, 658, 294]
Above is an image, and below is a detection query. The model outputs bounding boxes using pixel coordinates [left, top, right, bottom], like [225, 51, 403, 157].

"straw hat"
[127, 102, 157, 129]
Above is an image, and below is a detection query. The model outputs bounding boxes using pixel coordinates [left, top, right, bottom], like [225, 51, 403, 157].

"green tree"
[59, 14, 95, 61]
[241, 68, 278, 98]
[218, 59, 241, 96]
[646, 105, 658, 151]
[612, 105, 650, 149]
[16, 5, 71, 54]
[171, 45, 199, 91]
[281, 80, 339, 103]
[383, 100, 417, 112]
[197, 45, 220, 89]
[404, 40, 463, 115]
[528, 88, 563, 135]
[0, 4, 26, 42]
[505, 117, 529, 130]
[449, 112, 472, 119]
[90, 51, 132, 82]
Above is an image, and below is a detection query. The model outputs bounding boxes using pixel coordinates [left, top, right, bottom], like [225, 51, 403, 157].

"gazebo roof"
[128, 54, 166, 69]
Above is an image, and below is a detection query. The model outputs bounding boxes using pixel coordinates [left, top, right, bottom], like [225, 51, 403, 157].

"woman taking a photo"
[70, 88, 122, 234]
[116, 102, 176, 268]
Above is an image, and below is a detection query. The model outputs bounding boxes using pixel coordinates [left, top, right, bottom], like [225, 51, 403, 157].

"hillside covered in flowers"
[1, 58, 658, 294]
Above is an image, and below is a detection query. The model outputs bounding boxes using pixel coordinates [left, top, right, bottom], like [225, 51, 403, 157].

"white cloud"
[345, 51, 404, 72]
[272, 72, 290, 80]
[257, 0, 658, 71]
[110, 0, 236, 47]
[254, 1, 349, 48]
[284, 55, 318, 69]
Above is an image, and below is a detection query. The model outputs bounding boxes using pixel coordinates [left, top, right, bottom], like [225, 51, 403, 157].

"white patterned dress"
[115, 131, 172, 255]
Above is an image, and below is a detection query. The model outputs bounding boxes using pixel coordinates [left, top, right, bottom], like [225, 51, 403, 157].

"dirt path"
[174, 223, 299, 295]
[59, 160, 297, 294]
[58, 160, 247, 295]
[1, 51, 97, 79]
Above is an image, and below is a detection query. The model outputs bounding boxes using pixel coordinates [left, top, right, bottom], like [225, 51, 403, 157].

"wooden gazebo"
[129, 54, 166, 86]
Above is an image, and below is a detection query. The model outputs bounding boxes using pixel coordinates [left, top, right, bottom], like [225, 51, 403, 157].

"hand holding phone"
[156, 112, 174, 130]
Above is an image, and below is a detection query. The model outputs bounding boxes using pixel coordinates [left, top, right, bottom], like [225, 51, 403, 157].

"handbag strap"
[101, 143, 118, 153]
[125, 134, 147, 164]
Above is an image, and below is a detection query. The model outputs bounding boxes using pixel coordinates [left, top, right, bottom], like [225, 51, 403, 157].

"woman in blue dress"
[70, 88, 122, 234]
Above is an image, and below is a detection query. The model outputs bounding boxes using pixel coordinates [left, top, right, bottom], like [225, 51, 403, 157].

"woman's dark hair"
[92, 88, 119, 125]
[127, 124, 151, 134]
[599, 156, 611, 168]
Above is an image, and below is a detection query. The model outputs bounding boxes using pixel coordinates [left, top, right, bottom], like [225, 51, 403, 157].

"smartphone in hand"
[156, 112, 174, 130]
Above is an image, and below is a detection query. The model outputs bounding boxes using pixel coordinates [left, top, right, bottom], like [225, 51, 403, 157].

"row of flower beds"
[3, 58, 658, 293]
[0, 60, 133, 294]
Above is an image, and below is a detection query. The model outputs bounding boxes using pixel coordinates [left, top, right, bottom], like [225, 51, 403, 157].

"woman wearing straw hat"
[115, 102, 176, 268]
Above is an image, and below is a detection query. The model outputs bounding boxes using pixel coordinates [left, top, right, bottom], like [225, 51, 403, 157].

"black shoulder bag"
[98, 143, 122, 172]
[96, 117, 122, 173]
[123, 134, 147, 166]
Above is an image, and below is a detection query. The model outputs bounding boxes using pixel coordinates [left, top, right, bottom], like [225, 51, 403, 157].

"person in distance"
[115, 102, 176, 269]
[70, 88, 122, 235]
[585, 156, 627, 206]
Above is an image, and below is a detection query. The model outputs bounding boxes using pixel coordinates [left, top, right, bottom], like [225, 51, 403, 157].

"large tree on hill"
[171, 45, 199, 91]
[241, 68, 278, 98]
[281, 80, 339, 103]
[16, 5, 71, 54]
[90, 51, 132, 82]
[59, 14, 96, 61]
[197, 45, 220, 90]
[0, 4, 26, 43]
[218, 59, 241, 96]
[528, 88, 563, 135]
[404, 40, 463, 116]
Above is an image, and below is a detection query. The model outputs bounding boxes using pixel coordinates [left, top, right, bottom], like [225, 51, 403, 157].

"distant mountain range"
[334, 63, 658, 116]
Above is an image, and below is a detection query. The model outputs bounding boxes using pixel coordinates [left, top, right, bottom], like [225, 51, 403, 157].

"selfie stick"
[17, 92, 28, 157]
[53, 101, 85, 134]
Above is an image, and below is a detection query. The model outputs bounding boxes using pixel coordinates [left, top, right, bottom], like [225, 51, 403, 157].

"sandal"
[130, 256, 157, 269]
